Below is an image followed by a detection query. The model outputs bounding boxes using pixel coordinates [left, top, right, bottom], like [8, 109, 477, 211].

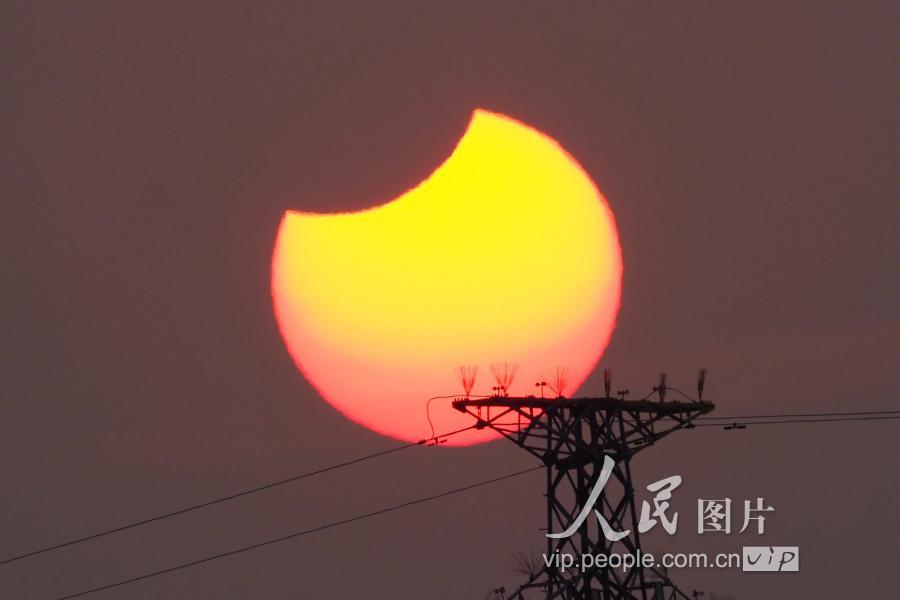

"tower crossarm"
[451, 396, 714, 466]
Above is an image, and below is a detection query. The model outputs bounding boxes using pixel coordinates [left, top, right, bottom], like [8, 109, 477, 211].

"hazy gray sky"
[2, 2, 898, 598]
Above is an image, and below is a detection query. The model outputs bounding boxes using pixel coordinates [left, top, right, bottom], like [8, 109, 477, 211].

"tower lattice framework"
[452, 393, 714, 600]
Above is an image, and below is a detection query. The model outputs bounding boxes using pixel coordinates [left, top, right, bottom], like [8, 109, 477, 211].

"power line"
[0, 426, 473, 567]
[53, 465, 543, 600]
[697, 409, 900, 421]
[662, 386, 900, 422]
[695, 414, 900, 428]
[7, 404, 898, 572]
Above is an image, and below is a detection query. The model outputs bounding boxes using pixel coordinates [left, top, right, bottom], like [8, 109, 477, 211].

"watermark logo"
[542, 455, 799, 573]
[539, 549, 801, 573]
[547, 455, 777, 541]
[547, 456, 680, 540]
[742, 546, 799, 572]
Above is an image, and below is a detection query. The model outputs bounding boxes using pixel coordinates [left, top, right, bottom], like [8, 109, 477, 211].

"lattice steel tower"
[452, 372, 714, 600]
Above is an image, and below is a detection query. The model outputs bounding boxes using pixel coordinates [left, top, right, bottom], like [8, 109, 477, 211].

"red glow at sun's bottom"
[271, 109, 622, 445]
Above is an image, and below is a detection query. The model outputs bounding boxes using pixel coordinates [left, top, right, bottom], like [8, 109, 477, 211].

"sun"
[271, 109, 622, 445]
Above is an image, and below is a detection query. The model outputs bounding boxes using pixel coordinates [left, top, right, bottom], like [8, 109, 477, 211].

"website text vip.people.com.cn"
[543, 547, 800, 574]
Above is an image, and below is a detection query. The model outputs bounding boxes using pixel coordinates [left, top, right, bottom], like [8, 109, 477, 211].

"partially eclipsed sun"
[271, 109, 622, 445]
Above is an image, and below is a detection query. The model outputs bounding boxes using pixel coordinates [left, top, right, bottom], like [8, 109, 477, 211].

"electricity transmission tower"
[452, 372, 714, 600]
